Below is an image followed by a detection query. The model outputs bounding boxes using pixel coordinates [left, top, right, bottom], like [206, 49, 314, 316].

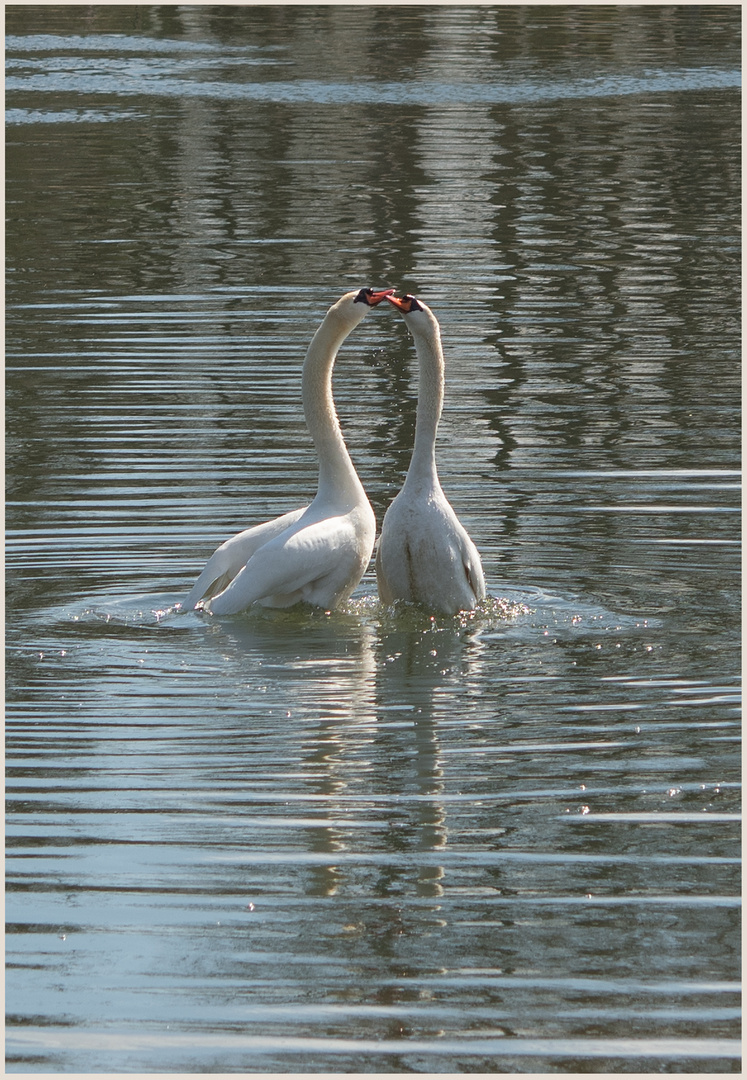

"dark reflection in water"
[5, 4, 740, 1074]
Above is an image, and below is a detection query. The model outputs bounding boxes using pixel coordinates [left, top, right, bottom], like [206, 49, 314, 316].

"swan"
[183, 287, 393, 615]
[375, 293, 486, 615]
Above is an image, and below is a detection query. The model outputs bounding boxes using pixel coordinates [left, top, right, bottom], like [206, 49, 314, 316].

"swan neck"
[407, 324, 444, 484]
[302, 309, 366, 500]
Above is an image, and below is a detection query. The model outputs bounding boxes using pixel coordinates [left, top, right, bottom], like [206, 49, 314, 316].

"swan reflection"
[373, 613, 488, 904]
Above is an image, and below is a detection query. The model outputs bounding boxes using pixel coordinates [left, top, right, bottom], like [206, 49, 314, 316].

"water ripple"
[6, 67, 740, 114]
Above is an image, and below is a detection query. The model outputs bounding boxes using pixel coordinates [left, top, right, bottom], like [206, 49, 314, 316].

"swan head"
[353, 287, 396, 307]
[325, 287, 395, 329]
[386, 294, 424, 315]
[386, 293, 440, 338]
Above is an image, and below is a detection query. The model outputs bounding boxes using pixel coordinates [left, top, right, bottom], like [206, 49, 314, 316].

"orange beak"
[386, 293, 418, 313]
[365, 287, 396, 306]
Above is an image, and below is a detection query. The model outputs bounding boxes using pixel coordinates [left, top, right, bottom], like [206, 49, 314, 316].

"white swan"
[375, 293, 486, 615]
[184, 287, 393, 615]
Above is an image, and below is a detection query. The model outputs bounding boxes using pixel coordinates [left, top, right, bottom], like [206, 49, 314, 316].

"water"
[5, 5, 741, 1073]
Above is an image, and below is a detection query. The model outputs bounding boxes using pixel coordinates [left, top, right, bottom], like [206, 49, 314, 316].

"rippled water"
[5, 5, 741, 1074]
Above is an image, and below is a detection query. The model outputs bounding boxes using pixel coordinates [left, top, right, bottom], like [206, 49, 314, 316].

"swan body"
[185, 287, 393, 615]
[376, 294, 486, 615]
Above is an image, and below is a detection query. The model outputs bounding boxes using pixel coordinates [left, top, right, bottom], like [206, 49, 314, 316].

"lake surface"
[5, 5, 741, 1074]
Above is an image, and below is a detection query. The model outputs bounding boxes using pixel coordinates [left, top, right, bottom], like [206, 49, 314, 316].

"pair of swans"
[183, 287, 486, 617]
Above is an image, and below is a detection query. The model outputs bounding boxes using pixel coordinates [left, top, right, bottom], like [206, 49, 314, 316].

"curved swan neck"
[405, 318, 444, 485]
[302, 303, 367, 500]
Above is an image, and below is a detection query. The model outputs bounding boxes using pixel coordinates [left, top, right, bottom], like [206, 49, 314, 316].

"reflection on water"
[5, 4, 740, 1074]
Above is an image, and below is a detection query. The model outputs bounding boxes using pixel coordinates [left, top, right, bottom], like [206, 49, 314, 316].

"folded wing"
[206, 514, 368, 614]
[183, 507, 307, 610]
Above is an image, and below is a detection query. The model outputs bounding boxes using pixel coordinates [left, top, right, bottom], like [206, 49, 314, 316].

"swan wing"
[374, 541, 395, 606]
[183, 506, 308, 609]
[207, 513, 372, 615]
[458, 530, 487, 604]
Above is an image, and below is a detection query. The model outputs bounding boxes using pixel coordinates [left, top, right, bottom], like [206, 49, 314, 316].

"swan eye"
[354, 288, 374, 305]
[405, 295, 423, 312]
